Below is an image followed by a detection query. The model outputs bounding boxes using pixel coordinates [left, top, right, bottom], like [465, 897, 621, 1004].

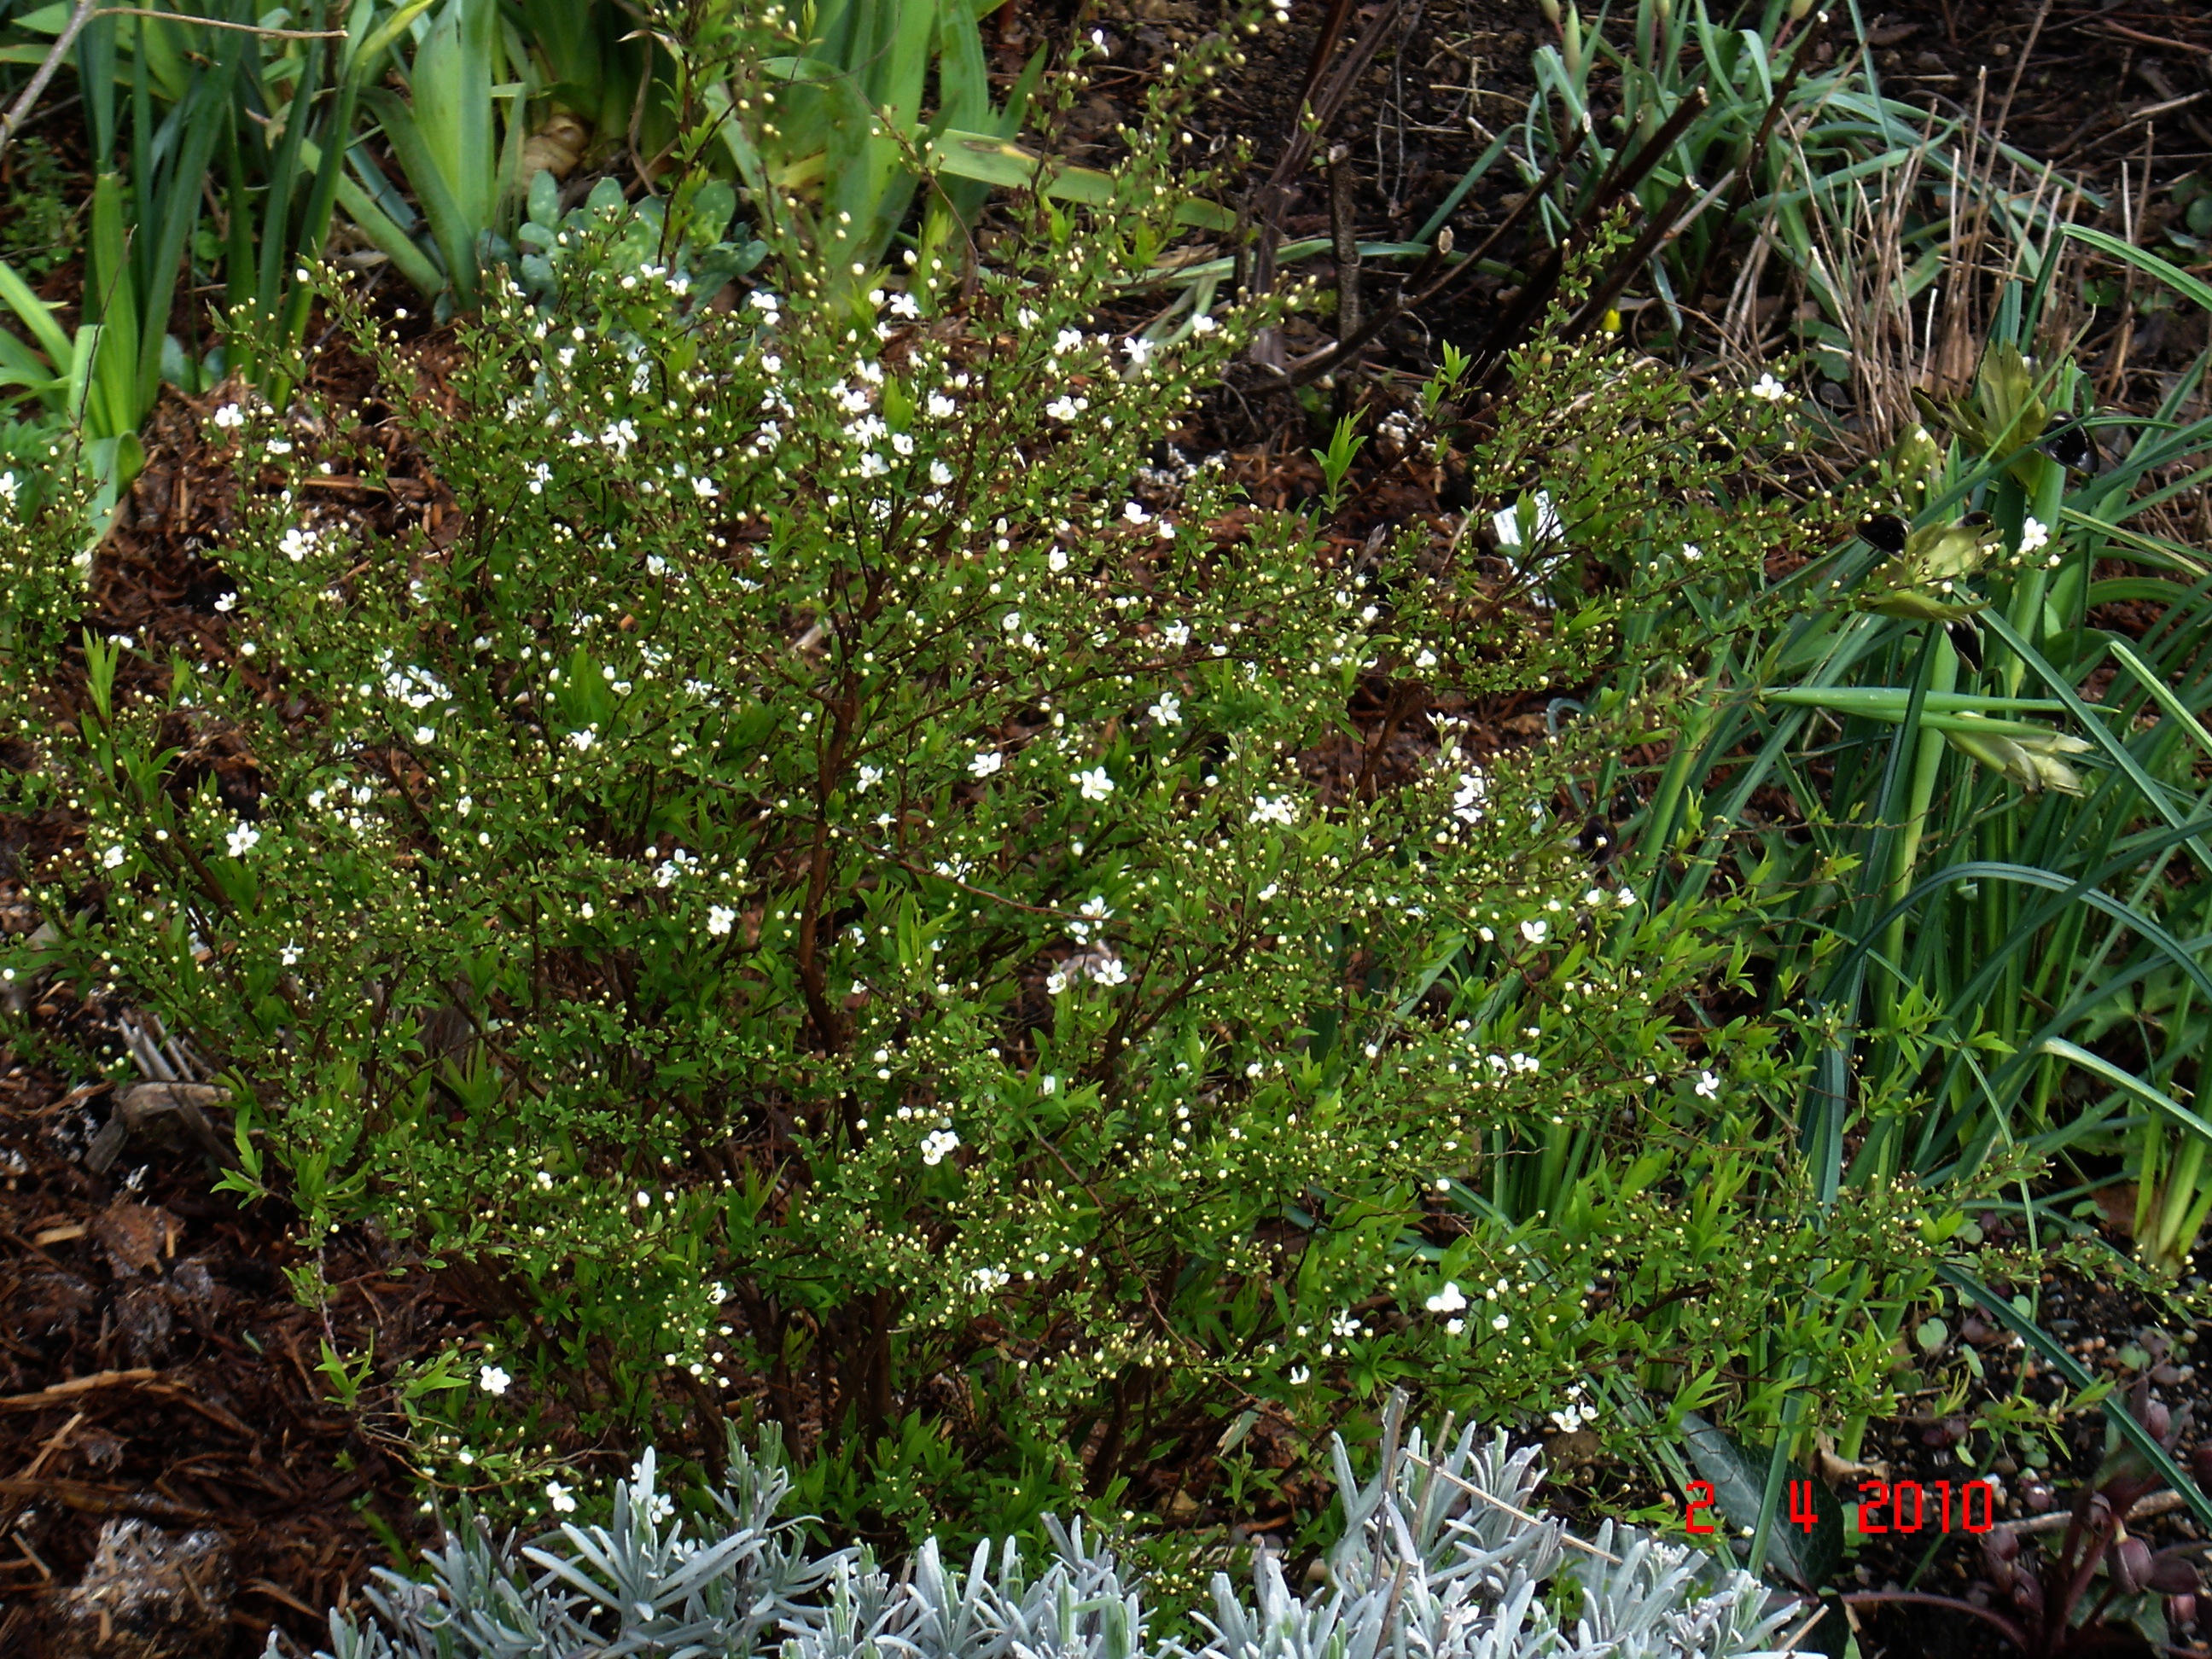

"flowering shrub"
[283, 1403, 1801, 1659]
[0, 41, 1959, 1536]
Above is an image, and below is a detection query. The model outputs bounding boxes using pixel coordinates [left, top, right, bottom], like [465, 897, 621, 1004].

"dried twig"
[0, 0, 96, 165]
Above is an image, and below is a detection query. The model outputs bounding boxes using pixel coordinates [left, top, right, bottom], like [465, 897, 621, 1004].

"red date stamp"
[1685, 1478, 1998, 1535]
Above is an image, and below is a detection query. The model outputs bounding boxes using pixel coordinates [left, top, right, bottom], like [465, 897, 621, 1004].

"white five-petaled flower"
[2018, 516, 2051, 556]
[1749, 371, 1789, 401]
[213, 591, 237, 613]
[888, 290, 920, 319]
[1162, 621, 1191, 649]
[920, 1127, 960, 1166]
[1694, 1069, 1720, 1098]
[279, 526, 317, 562]
[1289, 1365, 1313, 1385]
[212, 403, 245, 430]
[1491, 1313, 1511, 1331]
[1090, 954, 1129, 988]
[1150, 691, 1182, 725]
[414, 725, 434, 744]
[857, 765, 884, 792]
[1249, 795, 1298, 826]
[1424, 1281, 1467, 1314]
[1680, 542, 1702, 562]
[1519, 917, 1547, 945]
[567, 729, 597, 752]
[1074, 766, 1114, 801]
[707, 905, 736, 936]
[280, 943, 301, 967]
[969, 750, 1004, 779]
[225, 823, 260, 858]
[101, 844, 125, 869]
[1045, 396, 1080, 422]
[479, 1363, 510, 1395]
[545, 1481, 576, 1514]
[1122, 500, 1152, 525]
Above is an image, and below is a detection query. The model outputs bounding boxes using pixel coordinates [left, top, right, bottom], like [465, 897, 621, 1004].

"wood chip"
[30, 1223, 85, 1246]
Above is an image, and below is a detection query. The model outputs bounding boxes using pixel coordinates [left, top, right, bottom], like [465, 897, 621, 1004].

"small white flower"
[567, 729, 597, 752]
[279, 526, 317, 562]
[1249, 795, 1298, 827]
[1150, 691, 1182, 725]
[225, 823, 260, 858]
[1000, 610, 1022, 632]
[921, 1127, 960, 1166]
[888, 290, 920, 319]
[546, 1481, 576, 1514]
[1090, 954, 1128, 988]
[1519, 917, 1547, 945]
[279, 943, 301, 966]
[1680, 542, 1702, 562]
[414, 725, 434, 744]
[1045, 967, 1072, 996]
[102, 844, 125, 870]
[707, 905, 736, 936]
[479, 1363, 511, 1395]
[1074, 766, 1114, 801]
[457, 795, 473, 817]
[1191, 313, 1218, 334]
[1122, 500, 1151, 525]
[1615, 884, 1638, 907]
[928, 459, 954, 486]
[1424, 1281, 1468, 1314]
[691, 474, 720, 499]
[2018, 516, 2051, 556]
[213, 592, 237, 613]
[1162, 621, 1191, 649]
[969, 750, 1004, 779]
[212, 403, 245, 430]
[1694, 1069, 1720, 1098]
[858, 765, 884, 792]
[1749, 371, 1788, 401]
[1045, 396, 1079, 422]
[1446, 1318, 1466, 1335]
[1289, 1365, 1313, 1385]
[1491, 1313, 1511, 1332]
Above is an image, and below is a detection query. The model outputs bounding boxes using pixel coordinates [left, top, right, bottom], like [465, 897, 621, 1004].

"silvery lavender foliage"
[280, 1406, 1798, 1659]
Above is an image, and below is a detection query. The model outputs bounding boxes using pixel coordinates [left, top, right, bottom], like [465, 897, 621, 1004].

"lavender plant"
[282, 1404, 1800, 1659]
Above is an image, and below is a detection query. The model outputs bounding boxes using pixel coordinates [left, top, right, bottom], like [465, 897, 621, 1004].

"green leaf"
[2064, 225, 2212, 316]
[1680, 1413, 1842, 1592]
[927, 129, 1236, 231]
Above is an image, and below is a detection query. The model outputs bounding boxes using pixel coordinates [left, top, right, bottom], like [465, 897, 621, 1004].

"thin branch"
[91, 7, 346, 37]
[0, 0, 96, 166]
[1399, 1452, 1623, 1563]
